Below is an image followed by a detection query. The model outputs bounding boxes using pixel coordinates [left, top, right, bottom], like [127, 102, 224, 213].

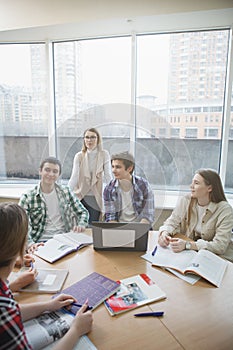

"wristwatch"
[185, 241, 192, 250]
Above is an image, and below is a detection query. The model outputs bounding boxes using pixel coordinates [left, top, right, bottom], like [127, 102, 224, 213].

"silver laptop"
[91, 222, 150, 251]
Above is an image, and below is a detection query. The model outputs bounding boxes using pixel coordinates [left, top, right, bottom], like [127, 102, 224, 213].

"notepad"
[10, 268, 69, 293]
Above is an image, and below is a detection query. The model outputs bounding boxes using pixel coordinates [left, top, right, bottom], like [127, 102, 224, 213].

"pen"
[71, 302, 93, 311]
[30, 261, 34, 269]
[134, 312, 164, 317]
[151, 245, 157, 256]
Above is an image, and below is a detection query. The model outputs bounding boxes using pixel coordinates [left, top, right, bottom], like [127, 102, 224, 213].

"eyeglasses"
[84, 136, 97, 140]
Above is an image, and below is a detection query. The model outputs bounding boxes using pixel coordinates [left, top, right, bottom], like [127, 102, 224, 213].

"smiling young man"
[103, 151, 155, 226]
[19, 156, 89, 245]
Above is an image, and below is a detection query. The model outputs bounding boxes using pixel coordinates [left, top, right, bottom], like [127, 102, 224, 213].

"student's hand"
[14, 254, 35, 268]
[70, 304, 93, 337]
[73, 226, 85, 233]
[47, 294, 78, 312]
[140, 218, 150, 224]
[23, 254, 35, 267]
[27, 242, 44, 253]
[158, 231, 171, 247]
[169, 238, 186, 252]
[10, 269, 38, 292]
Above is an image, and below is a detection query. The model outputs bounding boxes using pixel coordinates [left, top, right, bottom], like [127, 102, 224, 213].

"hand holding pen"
[158, 231, 171, 247]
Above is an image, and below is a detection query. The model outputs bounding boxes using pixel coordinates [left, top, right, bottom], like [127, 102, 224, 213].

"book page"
[185, 249, 228, 287]
[34, 239, 76, 263]
[54, 232, 93, 247]
[151, 245, 197, 274]
[141, 252, 200, 284]
[43, 335, 97, 350]
[24, 310, 73, 350]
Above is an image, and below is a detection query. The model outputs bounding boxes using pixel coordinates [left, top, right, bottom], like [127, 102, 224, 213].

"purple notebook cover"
[57, 272, 120, 314]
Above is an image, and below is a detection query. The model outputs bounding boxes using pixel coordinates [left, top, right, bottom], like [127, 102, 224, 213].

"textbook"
[104, 273, 166, 316]
[24, 310, 97, 350]
[55, 272, 120, 314]
[151, 245, 228, 287]
[34, 231, 93, 263]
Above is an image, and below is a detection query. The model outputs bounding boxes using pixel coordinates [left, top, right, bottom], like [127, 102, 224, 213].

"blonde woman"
[68, 128, 112, 224]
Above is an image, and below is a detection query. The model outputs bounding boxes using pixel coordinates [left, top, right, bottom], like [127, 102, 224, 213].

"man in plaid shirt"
[19, 156, 89, 245]
[103, 152, 155, 226]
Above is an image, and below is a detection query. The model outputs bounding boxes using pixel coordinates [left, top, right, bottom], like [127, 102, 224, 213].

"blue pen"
[30, 261, 34, 269]
[151, 245, 157, 256]
[134, 312, 164, 317]
[71, 302, 93, 311]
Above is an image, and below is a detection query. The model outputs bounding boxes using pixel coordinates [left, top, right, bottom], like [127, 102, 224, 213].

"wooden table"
[15, 231, 233, 350]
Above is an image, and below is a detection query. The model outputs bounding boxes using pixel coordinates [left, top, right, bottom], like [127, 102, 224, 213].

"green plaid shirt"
[19, 182, 89, 243]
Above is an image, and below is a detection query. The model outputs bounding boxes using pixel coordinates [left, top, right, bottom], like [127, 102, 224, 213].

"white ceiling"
[0, 0, 233, 32]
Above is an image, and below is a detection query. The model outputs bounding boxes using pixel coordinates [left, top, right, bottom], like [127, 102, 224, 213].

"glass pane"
[53, 37, 132, 180]
[225, 84, 233, 192]
[136, 30, 230, 190]
[0, 43, 49, 183]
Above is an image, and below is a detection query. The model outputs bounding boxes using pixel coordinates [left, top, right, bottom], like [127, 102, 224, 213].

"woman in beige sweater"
[68, 128, 112, 224]
[158, 169, 233, 262]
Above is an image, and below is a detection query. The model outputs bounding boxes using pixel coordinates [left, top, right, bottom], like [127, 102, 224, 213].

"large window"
[53, 37, 132, 180]
[135, 30, 232, 191]
[0, 28, 232, 194]
[0, 43, 48, 181]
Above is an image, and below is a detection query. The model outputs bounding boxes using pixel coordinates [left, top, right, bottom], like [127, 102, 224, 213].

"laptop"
[91, 222, 150, 251]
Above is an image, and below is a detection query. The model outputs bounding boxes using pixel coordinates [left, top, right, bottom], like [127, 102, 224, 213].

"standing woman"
[158, 169, 233, 262]
[68, 128, 112, 224]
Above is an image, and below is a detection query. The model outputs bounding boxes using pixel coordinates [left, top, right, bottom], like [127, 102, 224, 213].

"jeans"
[81, 196, 101, 224]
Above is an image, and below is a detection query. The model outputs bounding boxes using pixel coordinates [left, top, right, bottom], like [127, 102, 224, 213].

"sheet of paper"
[102, 229, 135, 248]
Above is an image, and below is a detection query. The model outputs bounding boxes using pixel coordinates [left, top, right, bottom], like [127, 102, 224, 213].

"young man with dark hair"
[19, 156, 89, 245]
[103, 152, 155, 225]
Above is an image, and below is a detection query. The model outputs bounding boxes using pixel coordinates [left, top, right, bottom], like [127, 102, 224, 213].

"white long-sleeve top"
[68, 148, 112, 209]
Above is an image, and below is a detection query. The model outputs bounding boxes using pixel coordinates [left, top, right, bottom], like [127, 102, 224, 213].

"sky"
[0, 44, 32, 87]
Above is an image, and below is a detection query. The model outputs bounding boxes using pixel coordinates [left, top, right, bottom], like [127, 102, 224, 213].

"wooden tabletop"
[15, 231, 233, 350]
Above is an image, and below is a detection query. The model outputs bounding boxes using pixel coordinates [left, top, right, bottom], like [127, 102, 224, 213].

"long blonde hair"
[0, 203, 28, 267]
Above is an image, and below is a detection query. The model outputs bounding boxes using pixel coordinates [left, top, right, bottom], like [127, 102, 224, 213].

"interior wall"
[0, 0, 233, 32]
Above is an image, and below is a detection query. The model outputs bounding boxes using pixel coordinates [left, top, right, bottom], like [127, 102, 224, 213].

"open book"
[34, 231, 93, 263]
[54, 272, 120, 314]
[104, 273, 166, 316]
[151, 245, 228, 287]
[24, 310, 97, 350]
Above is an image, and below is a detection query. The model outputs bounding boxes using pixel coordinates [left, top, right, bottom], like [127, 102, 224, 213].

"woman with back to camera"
[68, 128, 112, 224]
[158, 168, 233, 262]
[0, 202, 93, 350]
